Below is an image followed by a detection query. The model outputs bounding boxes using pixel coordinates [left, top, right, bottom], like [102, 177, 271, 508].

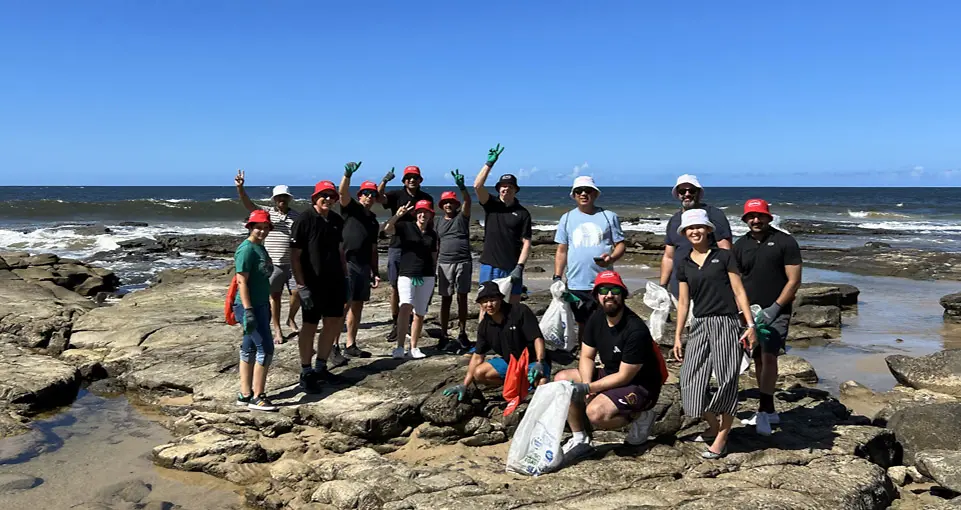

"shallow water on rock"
[0, 391, 245, 509]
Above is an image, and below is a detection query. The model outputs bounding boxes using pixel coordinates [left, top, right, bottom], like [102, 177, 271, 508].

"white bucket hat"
[676, 208, 715, 235]
[672, 174, 703, 199]
[570, 175, 601, 198]
[271, 185, 293, 199]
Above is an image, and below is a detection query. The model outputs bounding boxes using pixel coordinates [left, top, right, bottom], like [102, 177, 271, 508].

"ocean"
[2, 186, 960, 266]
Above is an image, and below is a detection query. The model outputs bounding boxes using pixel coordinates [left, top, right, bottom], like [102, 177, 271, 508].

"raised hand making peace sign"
[234, 169, 245, 188]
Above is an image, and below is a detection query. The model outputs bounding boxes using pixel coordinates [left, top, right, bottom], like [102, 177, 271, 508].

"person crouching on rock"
[384, 199, 438, 360]
[672, 209, 756, 459]
[442, 281, 549, 401]
[233, 209, 278, 411]
[555, 270, 666, 460]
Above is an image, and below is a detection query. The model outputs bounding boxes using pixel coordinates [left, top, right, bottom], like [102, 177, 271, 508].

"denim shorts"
[232, 303, 275, 366]
[479, 264, 523, 296]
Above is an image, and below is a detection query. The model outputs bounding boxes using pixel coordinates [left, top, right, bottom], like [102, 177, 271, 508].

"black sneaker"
[236, 392, 252, 407]
[344, 345, 372, 358]
[437, 335, 451, 352]
[248, 394, 279, 412]
[299, 371, 323, 394]
[387, 323, 398, 342]
[313, 367, 342, 384]
[328, 345, 349, 368]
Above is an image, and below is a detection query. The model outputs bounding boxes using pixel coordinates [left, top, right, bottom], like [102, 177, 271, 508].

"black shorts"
[302, 279, 347, 324]
[593, 368, 658, 416]
[570, 290, 598, 325]
[753, 312, 789, 356]
[347, 261, 372, 303]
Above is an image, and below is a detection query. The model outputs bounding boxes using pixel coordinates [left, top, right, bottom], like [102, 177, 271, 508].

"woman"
[384, 199, 438, 359]
[672, 208, 756, 458]
[233, 209, 278, 411]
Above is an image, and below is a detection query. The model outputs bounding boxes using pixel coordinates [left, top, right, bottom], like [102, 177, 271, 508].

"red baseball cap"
[742, 198, 772, 220]
[439, 190, 460, 206]
[593, 270, 629, 295]
[245, 209, 272, 229]
[311, 180, 339, 202]
[403, 166, 422, 180]
[358, 180, 378, 197]
[414, 199, 434, 212]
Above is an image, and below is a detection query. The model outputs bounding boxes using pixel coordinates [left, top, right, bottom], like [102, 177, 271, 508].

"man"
[335, 161, 379, 361]
[553, 175, 627, 342]
[377, 165, 433, 342]
[555, 270, 667, 459]
[660, 174, 732, 298]
[435, 170, 473, 352]
[442, 281, 548, 400]
[235, 170, 301, 344]
[291, 180, 348, 393]
[733, 199, 802, 436]
[473, 144, 532, 305]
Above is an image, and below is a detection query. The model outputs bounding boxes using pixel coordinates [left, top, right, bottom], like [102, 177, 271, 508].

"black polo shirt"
[664, 204, 732, 296]
[476, 303, 543, 361]
[676, 248, 739, 318]
[340, 199, 379, 265]
[733, 228, 802, 314]
[395, 222, 438, 278]
[479, 197, 533, 269]
[384, 188, 434, 249]
[290, 207, 345, 284]
[583, 308, 663, 393]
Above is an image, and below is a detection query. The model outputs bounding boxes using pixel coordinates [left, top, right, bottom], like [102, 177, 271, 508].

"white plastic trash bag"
[506, 381, 573, 476]
[643, 281, 672, 342]
[539, 280, 576, 352]
[492, 276, 513, 298]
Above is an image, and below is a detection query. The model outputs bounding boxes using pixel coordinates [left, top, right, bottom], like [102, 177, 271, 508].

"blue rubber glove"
[760, 302, 782, 325]
[510, 264, 524, 283]
[443, 384, 468, 402]
[571, 382, 591, 402]
[412, 276, 424, 287]
[382, 167, 396, 183]
[242, 308, 257, 335]
[298, 285, 314, 311]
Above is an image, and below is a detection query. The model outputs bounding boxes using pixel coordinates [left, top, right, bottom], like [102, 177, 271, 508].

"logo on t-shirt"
[613, 346, 621, 353]
[571, 221, 605, 250]
[711, 259, 720, 264]
[767, 242, 775, 246]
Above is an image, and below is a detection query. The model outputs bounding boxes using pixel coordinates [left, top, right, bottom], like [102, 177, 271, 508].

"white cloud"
[516, 166, 539, 179]
[941, 169, 958, 179]
[555, 161, 590, 181]
[911, 165, 925, 177]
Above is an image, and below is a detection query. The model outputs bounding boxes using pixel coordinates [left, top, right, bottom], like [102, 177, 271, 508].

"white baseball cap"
[672, 174, 703, 199]
[271, 185, 293, 199]
[570, 175, 601, 198]
[676, 208, 715, 235]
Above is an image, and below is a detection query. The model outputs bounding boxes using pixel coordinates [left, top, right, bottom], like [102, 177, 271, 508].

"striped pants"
[680, 315, 742, 417]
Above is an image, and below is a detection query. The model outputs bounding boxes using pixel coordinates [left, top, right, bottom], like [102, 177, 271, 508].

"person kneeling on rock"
[233, 209, 279, 412]
[555, 271, 667, 460]
[443, 281, 549, 401]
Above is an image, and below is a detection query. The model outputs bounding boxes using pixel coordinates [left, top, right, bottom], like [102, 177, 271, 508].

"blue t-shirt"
[554, 208, 625, 291]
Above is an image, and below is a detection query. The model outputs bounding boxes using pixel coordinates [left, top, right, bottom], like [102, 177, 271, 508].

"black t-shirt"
[583, 308, 663, 393]
[340, 199, 379, 265]
[733, 228, 802, 315]
[290, 207, 345, 284]
[676, 248, 739, 317]
[664, 204, 732, 296]
[384, 188, 434, 249]
[476, 303, 543, 361]
[479, 197, 533, 269]
[396, 222, 438, 278]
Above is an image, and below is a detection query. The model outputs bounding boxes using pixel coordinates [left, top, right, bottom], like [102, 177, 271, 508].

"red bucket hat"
[414, 199, 434, 212]
[358, 180, 378, 197]
[403, 166, 422, 181]
[311, 180, 339, 203]
[245, 209, 272, 229]
[593, 270, 628, 295]
[439, 190, 460, 206]
[742, 198, 772, 220]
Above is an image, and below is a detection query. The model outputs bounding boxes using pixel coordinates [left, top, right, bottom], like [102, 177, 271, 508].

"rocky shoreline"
[3, 247, 961, 508]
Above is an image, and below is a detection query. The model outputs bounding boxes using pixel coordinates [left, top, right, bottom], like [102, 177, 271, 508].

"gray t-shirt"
[435, 214, 472, 264]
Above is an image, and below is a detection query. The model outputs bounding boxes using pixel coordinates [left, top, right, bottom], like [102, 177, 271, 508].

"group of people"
[228, 146, 803, 461]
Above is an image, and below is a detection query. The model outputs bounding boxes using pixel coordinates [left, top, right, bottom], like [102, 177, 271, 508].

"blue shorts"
[487, 356, 551, 381]
[479, 264, 523, 296]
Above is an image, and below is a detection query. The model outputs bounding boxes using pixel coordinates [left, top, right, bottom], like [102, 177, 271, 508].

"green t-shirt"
[234, 240, 273, 307]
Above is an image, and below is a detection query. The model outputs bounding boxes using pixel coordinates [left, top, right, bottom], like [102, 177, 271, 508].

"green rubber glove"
[486, 143, 505, 166]
[563, 292, 582, 305]
[411, 276, 424, 287]
[451, 169, 466, 190]
[753, 309, 773, 346]
[243, 308, 257, 335]
[382, 167, 396, 183]
[344, 161, 362, 177]
[528, 362, 546, 385]
[443, 384, 468, 402]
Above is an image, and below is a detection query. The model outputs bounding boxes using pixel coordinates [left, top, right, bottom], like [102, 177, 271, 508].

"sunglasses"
[677, 187, 699, 196]
[359, 190, 378, 197]
[572, 187, 595, 196]
[596, 285, 624, 296]
[319, 193, 338, 200]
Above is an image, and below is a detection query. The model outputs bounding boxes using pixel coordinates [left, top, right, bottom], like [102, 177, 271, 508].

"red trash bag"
[653, 340, 669, 383]
[224, 275, 239, 325]
[502, 349, 530, 417]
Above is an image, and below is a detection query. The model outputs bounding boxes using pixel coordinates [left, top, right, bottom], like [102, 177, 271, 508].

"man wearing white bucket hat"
[553, 176, 626, 341]
[235, 170, 302, 345]
[660, 174, 732, 298]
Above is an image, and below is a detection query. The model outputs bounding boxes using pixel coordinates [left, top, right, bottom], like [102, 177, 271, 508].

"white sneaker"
[755, 411, 772, 436]
[391, 348, 407, 359]
[625, 410, 657, 446]
[409, 347, 426, 359]
[742, 412, 781, 426]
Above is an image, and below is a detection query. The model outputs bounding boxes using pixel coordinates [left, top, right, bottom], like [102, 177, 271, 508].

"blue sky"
[1, 1, 959, 187]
